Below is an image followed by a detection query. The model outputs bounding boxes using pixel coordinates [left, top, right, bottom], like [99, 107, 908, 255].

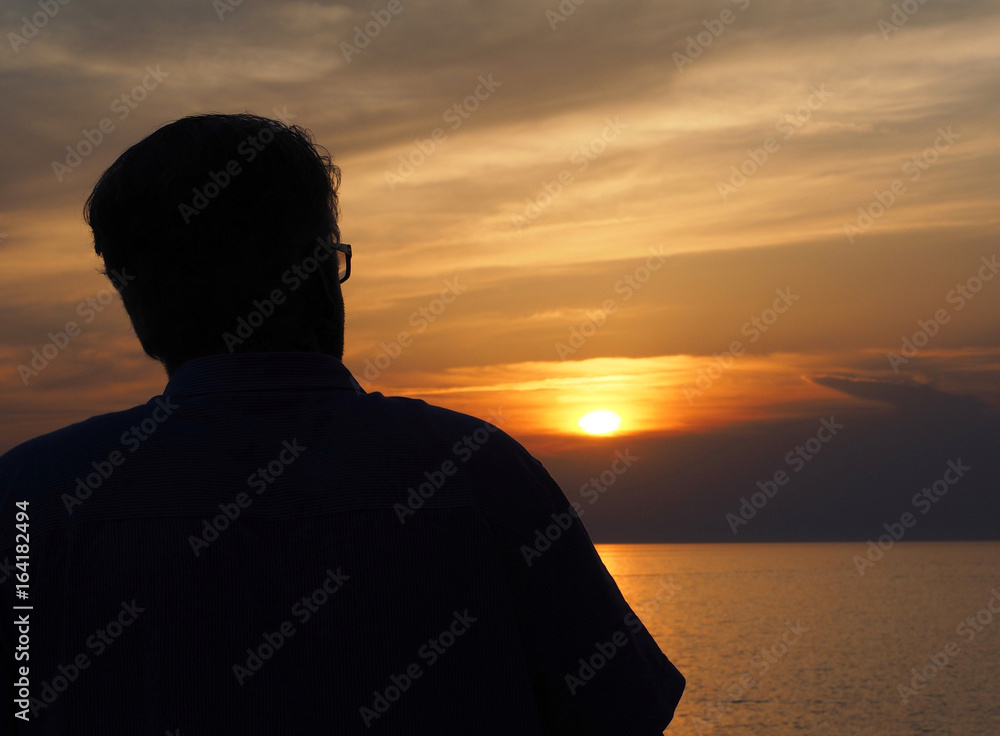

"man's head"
[84, 113, 345, 377]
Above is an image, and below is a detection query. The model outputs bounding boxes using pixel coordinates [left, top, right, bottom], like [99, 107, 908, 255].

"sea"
[595, 542, 1000, 736]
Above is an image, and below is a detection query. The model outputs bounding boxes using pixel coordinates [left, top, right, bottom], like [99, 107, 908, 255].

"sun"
[577, 409, 623, 435]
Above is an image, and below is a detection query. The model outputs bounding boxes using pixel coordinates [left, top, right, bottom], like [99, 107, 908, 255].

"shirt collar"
[163, 351, 365, 397]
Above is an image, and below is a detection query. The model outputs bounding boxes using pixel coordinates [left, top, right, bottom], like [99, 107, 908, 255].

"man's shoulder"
[359, 393, 542, 475]
[0, 402, 153, 479]
[368, 393, 509, 435]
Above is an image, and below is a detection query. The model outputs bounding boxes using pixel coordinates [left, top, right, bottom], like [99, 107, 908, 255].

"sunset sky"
[2, 0, 998, 541]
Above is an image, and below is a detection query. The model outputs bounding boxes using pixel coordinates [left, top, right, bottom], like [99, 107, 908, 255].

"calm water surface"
[596, 542, 1000, 735]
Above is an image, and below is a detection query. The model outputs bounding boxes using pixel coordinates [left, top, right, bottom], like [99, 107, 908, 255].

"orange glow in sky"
[1, 1, 999, 468]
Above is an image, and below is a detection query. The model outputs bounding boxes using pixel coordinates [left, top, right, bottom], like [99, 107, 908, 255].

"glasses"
[313, 237, 351, 283]
[333, 242, 352, 283]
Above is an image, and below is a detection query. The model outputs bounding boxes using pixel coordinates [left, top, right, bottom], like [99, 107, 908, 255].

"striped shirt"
[0, 351, 684, 734]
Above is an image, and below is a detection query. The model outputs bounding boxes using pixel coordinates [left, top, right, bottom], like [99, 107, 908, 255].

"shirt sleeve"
[472, 429, 685, 735]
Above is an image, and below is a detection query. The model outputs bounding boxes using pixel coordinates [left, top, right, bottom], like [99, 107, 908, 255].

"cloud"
[3, 0, 1000, 542]
[810, 374, 991, 417]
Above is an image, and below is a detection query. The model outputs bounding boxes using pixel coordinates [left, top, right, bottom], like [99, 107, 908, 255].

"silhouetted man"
[0, 113, 684, 734]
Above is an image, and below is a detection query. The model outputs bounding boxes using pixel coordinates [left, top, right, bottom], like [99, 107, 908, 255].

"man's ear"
[315, 256, 341, 306]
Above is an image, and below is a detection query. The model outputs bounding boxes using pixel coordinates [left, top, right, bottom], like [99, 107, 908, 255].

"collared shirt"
[0, 351, 684, 734]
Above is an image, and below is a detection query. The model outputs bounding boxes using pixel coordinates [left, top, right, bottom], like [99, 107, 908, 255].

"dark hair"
[84, 113, 343, 374]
